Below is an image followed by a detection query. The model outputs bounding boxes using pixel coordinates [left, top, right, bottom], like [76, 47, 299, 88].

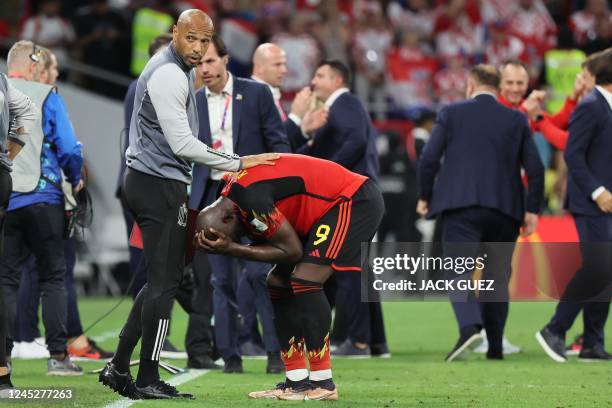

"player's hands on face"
[241, 153, 280, 169]
[195, 228, 234, 253]
[595, 189, 612, 213]
[291, 87, 313, 119]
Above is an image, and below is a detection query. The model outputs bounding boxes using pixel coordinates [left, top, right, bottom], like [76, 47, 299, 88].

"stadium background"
[0, 1, 610, 406]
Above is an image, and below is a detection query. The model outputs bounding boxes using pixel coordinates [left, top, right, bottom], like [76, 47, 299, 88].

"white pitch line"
[102, 369, 210, 408]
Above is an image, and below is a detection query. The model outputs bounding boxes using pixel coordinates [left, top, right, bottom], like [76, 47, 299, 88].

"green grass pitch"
[3, 298, 611, 407]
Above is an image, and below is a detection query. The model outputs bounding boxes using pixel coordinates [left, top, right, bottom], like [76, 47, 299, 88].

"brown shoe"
[278, 386, 339, 401]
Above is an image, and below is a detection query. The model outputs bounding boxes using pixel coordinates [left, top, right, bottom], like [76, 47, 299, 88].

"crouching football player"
[195, 154, 384, 401]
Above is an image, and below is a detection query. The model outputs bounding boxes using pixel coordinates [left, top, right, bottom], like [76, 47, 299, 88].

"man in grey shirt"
[0, 71, 36, 397]
[99, 9, 278, 400]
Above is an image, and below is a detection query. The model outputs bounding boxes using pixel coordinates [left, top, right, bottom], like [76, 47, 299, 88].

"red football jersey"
[220, 154, 368, 239]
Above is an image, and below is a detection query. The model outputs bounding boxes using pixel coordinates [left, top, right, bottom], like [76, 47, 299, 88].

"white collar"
[206, 72, 233, 97]
[595, 85, 612, 111]
[251, 75, 281, 101]
[325, 87, 350, 108]
[471, 91, 497, 99]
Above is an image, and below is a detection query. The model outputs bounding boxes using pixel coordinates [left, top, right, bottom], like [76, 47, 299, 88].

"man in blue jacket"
[537, 48, 612, 363]
[418, 64, 544, 362]
[0, 40, 83, 375]
[289, 60, 387, 358]
[190, 34, 291, 374]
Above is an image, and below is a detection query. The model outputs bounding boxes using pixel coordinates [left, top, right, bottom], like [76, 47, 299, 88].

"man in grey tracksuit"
[99, 9, 277, 400]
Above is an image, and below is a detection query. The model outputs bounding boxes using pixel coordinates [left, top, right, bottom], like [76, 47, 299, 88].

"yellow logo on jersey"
[314, 224, 331, 245]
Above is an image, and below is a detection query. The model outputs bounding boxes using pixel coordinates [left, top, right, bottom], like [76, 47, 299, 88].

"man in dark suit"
[190, 34, 291, 374]
[418, 64, 545, 362]
[536, 48, 612, 363]
[290, 60, 387, 358]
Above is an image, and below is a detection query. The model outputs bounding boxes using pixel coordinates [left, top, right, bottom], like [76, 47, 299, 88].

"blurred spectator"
[271, 13, 320, 96]
[569, 0, 611, 45]
[351, 1, 392, 119]
[20, 0, 75, 70]
[387, 0, 438, 41]
[434, 54, 469, 105]
[506, 0, 557, 80]
[485, 21, 526, 67]
[74, 0, 128, 95]
[433, 0, 485, 59]
[313, 0, 351, 66]
[130, 1, 175, 76]
[582, 13, 612, 54]
[386, 29, 437, 113]
[480, 0, 516, 23]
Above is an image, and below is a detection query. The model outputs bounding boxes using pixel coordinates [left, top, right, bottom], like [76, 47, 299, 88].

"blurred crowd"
[0, 0, 611, 112]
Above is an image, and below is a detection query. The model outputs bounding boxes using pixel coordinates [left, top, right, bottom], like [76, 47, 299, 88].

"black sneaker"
[98, 362, 135, 397]
[578, 345, 612, 362]
[187, 355, 221, 370]
[223, 356, 243, 373]
[445, 325, 483, 362]
[266, 352, 284, 374]
[535, 326, 567, 362]
[133, 379, 194, 400]
[87, 338, 114, 359]
[370, 343, 391, 358]
[332, 339, 371, 358]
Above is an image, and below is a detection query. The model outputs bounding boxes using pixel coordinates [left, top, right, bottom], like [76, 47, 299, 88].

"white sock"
[286, 368, 309, 382]
[309, 369, 332, 381]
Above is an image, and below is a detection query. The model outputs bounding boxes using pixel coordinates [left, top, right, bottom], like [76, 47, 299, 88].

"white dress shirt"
[206, 73, 234, 180]
[325, 87, 350, 108]
[251, 75, 287, 121]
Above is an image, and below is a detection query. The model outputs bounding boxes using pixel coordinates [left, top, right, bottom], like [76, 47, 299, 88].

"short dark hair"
[318, 60, 350, 85]
[211, 34, 229, 58]
[499, 59, 528, 75]
[148, 33, 172, 57]
[469, 64, 500, 89]
[589, 48, 612, 85]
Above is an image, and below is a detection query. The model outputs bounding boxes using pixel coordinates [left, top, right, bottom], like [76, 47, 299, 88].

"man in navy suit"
[418, 64, 544, 362]
[289, 60, 387, 358]
[537, 48, 612, 363]
[190, 34, 291, 374]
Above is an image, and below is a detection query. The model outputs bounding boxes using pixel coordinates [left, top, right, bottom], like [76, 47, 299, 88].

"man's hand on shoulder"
[241, 153, 281, 169]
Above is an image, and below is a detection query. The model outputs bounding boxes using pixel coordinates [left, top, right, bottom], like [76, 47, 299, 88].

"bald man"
[251, 43, 328, 150]
[99, 10, 278, 400]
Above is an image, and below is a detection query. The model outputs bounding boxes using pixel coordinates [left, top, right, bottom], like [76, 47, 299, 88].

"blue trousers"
[15, 237, 82, 342]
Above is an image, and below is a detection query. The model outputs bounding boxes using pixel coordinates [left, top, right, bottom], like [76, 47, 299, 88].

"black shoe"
[98, 362, 135, 398]
[223, 356, 243, 373]
[535, 326, 567, 362]
[370, 343, 391, 358]
[187, 354, 221, 370]
[87, 338, 114, 359]
[266, 352, 284, 374]
[578, 345, 612, 362]
[445, 325, 483, 362]
[332, 339, 371, 358]
[133, 379, 194, 400]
